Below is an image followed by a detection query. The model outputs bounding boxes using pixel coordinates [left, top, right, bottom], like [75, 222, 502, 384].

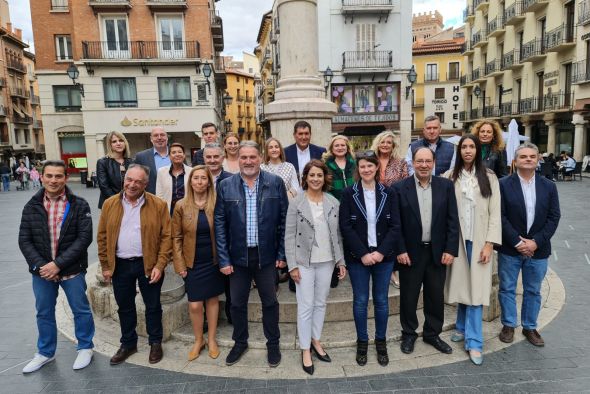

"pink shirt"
[116, 193, 144, 258]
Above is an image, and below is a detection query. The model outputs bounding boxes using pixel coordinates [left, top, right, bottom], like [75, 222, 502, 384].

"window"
[158, 15, 184, 57]
[24, 130, 30, 144]
[103, 78, 137, 108]
[448, 62, 460, 80]
[55, 35, 72, 61]
[51, 0, 68, 11]
[53, 85, 81, 112]
[102, 16, 129, 57]
[158, 77, 191, 107]
[435, 88, 445, 99]
[332, 84, 399, 114]
[435, 112, 445, 123]
[426, 64, 438, 81]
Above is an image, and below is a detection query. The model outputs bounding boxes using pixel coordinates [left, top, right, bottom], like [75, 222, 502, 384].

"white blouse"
[261, 161, 301, 193]
[363, 188, 377, 247]
[308, 200, 333, 263]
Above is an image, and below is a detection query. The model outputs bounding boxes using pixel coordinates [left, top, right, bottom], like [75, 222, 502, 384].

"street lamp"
[405, 65, 417, 99]
[66, 63, 85, 97]
[225, 119, 233, 133]
[473, 85, 481, 99]
[323, 67, 334, 92]
[202, 63, 212, 94]
[223, 91, 233, 107]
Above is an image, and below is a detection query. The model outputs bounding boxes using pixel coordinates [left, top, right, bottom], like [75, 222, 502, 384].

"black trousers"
[230, 248, 280, 348]
[399, 244, 446, 340]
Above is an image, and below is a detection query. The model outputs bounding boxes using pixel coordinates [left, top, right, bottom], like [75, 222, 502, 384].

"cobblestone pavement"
[0, 179, 589, 393]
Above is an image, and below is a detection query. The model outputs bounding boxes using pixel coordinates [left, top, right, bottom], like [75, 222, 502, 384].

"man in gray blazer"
[133, 127, 170, 194]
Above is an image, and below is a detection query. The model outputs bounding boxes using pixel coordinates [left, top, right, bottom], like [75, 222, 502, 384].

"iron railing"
[485, 60, 501, 75]
[10, 87, 30, 98]
[579, 1, 590, 25]
[342, 51, 392, 69]
[342, 0, 393, 6]
[471, 29, 488, 46]
[82, 40, 201, 60]
[573, 60, 590, 84]
[51, 0, 68, 11]
[460, 74, 471, 86]
[501, 50, 520, 69]
[522, 0, 547, 12]
[89, 0, 131, 4]
[520, 38, 545, 61]
[7, 59, 26, 73]
[12, 114, 33, 124]
[545, 24, 575, 50]
[504, 1, 524, 24]
[463, 4, 474, 21]
[487, 15, 505, 34]
[424, 73, 439, 82]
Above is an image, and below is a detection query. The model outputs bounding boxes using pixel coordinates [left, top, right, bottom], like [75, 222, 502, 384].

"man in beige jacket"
[98, 164, 171, 366]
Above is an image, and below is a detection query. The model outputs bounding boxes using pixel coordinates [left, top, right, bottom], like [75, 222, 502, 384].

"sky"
[7, 0, 465, 59]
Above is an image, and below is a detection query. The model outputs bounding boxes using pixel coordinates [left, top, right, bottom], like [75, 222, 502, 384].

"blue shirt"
[241, 175, 259, 247]
[153, 148, 171, 170]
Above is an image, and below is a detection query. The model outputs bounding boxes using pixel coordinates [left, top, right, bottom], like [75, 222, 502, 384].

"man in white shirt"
[284, 121, 326, 177]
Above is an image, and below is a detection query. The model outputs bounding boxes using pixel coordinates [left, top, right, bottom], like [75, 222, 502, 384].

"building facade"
[460, 0, 587, 158]
[254, 11, 275, 139]
[412, 26, 465, 137]
[413, 11, 444, 43]
[1, 0, 45, 165]
[31, 0, 226, 173]
[224, 69, 258, 141]
[572, 0, 590, 160]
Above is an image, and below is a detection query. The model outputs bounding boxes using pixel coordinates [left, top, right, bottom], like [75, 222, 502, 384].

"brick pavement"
[0, 179, 588, 393]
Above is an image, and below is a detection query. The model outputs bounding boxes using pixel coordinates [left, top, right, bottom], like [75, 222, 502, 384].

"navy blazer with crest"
[497, 173, 560, 259]
[284, 143, 326, 175]
[339, 181, 400, 264]
[392, 176, 459, 265]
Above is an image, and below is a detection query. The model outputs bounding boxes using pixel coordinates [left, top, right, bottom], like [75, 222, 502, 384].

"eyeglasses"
[356, 150, 376, 159]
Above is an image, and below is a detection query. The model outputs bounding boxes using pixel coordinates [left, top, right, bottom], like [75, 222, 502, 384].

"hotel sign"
[332, 113, 399, 124]
[120, 116, 179, 127]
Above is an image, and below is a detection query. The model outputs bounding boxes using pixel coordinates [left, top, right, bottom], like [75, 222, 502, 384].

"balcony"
[504, 1, 525, 26]
[447, 71, 460, 81]
[237, 114, 244, 120]
[471, 68, 485, 83]
[520, 38, 546, 62]
[342, 51, 392, 73]
[50, 0, 68, 11]
[485, 59, 502, 77]
[412, 97, 425, 108]
[473, 0, 490, 12]
[487, 15, 506, 37]
[460, 74, 472, 86]
[463, 5, 475, 23]
[210, 10, 224, 52]
[573, 60, 590, 84]
[213, 55, 227, 90]
[88, 0, 131, 11]
[262, 49, 272, 66]
[146, 0, 187, 11]
[7, 59, 26, 74]
[12, 113, 33, 124]
[461, 41, 474, 55]
[245, 96, 253, 103]
[33, 120, 43, 129]
[470, 108, 482, 120]
[522, 0, 548, 13]
[31, 95, 40, 106]
[545, 24, 576, 53]
[81, 41, 201, 64]
[341, 0, 394, 14]
[424, 73, 439, 83]
[501, 50, 522, 70]
[10, 87, 30, 99]
[472, 30, 488, 48]
[579, 1, 590, 25]
[236, 94, 245, 102]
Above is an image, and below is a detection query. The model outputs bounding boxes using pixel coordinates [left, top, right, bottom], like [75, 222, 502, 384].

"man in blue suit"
[284, 120, 326, 178]
[497, 142, 560, 347]
[133, 127, 170, 194]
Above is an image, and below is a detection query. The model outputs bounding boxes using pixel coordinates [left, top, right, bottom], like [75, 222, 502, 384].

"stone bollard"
[483, 253, 501, 322]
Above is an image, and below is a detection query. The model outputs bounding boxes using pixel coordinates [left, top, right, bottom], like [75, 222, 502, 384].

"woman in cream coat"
[155, 143, 192, 214]
[444, 134, 501, 366]
[285, 159, 346, 375]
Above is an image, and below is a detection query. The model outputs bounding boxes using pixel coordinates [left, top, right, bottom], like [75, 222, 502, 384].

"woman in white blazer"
[156, 142, 193, 215]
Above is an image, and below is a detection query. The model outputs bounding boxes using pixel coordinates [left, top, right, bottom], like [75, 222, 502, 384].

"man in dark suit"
[284, 120, 326, 177]
[497, 142, 560, 347]
[192, 123, 219, 166]
[133, 127, 170, 194]
[393, 147, 459, 355]
[203, 142, 232, 190]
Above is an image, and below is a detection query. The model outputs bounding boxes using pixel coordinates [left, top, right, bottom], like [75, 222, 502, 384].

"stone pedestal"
[572, 114, 587, 162]
[88, 262, 188, 341]
[483, 255, 500, 322]
[546, 120, 556, 154]
[265, 0, 336, 147]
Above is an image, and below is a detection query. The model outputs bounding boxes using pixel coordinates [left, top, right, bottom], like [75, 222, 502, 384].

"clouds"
[216, 0, 273, 59]
[6, 0, 33, 50]
[412, 0, 465, 28]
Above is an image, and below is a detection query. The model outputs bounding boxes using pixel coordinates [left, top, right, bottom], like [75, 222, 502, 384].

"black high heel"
[311, 343, 331, 362]
[301, 352, 314, 375]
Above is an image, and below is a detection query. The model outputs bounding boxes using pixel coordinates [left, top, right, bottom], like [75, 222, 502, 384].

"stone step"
[171, 304, 457, 350]
[219, 275, 423, 323]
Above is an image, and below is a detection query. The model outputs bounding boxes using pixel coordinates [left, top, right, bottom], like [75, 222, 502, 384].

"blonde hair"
[370, 130, 401, 160]
[223, 133, 240, 157]
[182, 165, 216, 219]
[322, 135, 355, 161]
[263, 137, 286, 164]
[105, 131, 131, 158]
[471, 120, 505, 152]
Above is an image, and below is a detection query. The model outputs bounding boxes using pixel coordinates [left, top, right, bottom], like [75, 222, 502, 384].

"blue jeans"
[348, 260, 394, 341]
[32, 274, 95, 358]
[455, 241, 484, 352]
[1, 174, 10, 191]
[498, 253, 548, 330]
[112, 258, 164, 348]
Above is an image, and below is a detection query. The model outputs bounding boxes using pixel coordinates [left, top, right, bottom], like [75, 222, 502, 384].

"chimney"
[15, 28, 21, 39]
[6, 21, 11, 33]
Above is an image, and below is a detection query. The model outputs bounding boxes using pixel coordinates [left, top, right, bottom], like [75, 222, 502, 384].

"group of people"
[0, 160, 41, 192]
[17, 115, 560, 376]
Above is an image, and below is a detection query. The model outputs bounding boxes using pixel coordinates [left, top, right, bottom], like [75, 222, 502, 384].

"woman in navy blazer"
[339, 152, 400, 367]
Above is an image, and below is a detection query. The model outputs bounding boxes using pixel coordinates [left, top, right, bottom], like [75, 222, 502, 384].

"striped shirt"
[241, 176, 259, 247]
[43, 190, 68, 260]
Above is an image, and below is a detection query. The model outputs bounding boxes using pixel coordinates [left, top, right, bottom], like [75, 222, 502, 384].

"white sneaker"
[22, 353, 55, 374]
[73, 349, 93, 370]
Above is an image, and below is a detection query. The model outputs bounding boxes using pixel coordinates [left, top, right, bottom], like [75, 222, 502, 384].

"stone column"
[546, 120, 556, 154]
[265, 0, 336, 148]
[524, 122, 532, 139]
[572, 114, 587, 161]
